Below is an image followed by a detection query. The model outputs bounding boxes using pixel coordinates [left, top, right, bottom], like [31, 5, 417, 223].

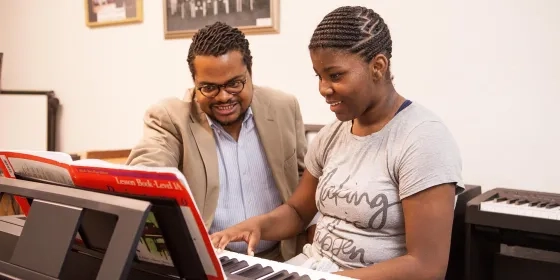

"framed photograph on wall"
[85, 0, 143, 28]
[163, 0, 280, 39]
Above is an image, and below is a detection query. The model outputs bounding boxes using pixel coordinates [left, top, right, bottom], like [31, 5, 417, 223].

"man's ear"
[190, 88, 200, 103]
[369, 54, 389, 81]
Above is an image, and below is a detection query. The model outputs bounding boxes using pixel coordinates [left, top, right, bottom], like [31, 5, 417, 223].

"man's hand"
[210, 218, 264, 256]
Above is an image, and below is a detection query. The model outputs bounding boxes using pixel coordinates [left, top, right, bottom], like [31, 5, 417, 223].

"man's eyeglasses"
[197, 79, 246, 98]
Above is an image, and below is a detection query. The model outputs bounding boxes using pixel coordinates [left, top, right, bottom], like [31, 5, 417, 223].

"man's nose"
[214, 87, 233, 102]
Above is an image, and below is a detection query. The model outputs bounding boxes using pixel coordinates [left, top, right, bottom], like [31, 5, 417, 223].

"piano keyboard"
[218, 250, 356, 280]
[480, 195, 560, 220]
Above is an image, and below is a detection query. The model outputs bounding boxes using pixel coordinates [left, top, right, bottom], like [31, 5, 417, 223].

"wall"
[1, 0, 559, 193]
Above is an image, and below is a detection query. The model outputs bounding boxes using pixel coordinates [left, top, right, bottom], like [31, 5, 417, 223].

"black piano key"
[516, 199, 529, 205]
[496, 197, 508, 202]
[261, 270, 290, 280]
[236, 264, 274, 279]
[291, 273, 311, 280]
[507, 198, 518, 204]
[537, 202, 548, 208]
[222, 259, 239, 269]
[529, 201, 540, 206]
[226, 274, 253, 280]
[220, 256, 230, 263]
[279, 272, 312, 280]
[224, 260, 249, 273]
[234, 264, 262, 276]
[275, 272, 299, 280]
[545, 203, 559, 209]
[221, 258, 238, 267]
[221, 257, 237, 267]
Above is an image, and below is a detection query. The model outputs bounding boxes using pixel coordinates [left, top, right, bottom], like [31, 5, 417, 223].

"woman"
[210, 5, 463, 280]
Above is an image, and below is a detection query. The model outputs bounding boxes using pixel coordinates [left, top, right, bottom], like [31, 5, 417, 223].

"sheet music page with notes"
[0, 151, 74, 185]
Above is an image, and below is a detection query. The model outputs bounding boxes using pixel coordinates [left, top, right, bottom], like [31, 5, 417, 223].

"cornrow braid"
[309, 6, 392, 63]
[187, 21, 253, 78]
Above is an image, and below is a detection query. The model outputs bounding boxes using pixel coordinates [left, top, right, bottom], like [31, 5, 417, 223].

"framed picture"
[163, 0, 280, 39]
[85, 0, 143, 28]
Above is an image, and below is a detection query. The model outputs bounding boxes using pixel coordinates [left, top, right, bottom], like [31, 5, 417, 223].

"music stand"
[0, 177, 211, 280]
[71, 191, 209, 280]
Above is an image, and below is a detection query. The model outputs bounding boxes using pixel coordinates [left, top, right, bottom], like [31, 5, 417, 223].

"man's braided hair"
[187, 22, 252, 79]
[309, 6, 393, 69]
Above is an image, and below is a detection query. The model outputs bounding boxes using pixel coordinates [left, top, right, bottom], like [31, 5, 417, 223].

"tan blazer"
[126, 85, 308, 261]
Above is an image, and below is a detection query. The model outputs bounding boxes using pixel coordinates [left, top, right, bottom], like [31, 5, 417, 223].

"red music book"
[0, 150, 225, 280]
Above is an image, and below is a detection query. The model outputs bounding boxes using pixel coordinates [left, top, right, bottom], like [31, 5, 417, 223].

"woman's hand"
[210, 218, 264, 256]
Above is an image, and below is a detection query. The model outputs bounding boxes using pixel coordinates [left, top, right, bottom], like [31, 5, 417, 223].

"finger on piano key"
[219, 250, 357, 280]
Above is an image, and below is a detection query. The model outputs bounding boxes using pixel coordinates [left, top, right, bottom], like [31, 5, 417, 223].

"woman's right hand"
[209, 218, 264, 256]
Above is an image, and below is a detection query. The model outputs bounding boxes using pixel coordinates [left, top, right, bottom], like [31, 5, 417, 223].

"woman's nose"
[319, 80, 333, 96]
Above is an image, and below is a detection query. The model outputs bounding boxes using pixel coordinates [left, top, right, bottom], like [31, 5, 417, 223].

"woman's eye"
[330, 73, 342, 81]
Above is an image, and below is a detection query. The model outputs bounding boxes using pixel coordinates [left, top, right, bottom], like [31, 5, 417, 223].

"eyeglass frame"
[196, 77, 247, 98]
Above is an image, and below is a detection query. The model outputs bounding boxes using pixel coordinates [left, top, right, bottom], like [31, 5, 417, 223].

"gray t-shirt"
[305, 102, 464, 269]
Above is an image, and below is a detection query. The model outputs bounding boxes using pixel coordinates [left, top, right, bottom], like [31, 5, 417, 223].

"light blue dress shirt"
[207, 108, 283, 254]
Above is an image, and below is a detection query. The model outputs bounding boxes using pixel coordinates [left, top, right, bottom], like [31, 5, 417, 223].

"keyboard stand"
[0, 177, 152, 280]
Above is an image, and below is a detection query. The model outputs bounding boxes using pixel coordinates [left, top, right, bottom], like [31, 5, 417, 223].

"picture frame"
[85, 0, 143, 28]
[163, 0, 280, 39]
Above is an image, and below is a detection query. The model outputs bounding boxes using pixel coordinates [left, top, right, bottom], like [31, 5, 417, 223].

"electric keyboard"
[466, 187, 560, 236]
[218, 250, 356, 280]
[465, 187, 560, 280]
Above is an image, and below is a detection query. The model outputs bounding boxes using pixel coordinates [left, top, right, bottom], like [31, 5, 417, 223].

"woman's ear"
[369, 54, 389, 82]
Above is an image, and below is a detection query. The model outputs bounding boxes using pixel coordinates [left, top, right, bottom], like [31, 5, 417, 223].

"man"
[126, 22, 308, 261]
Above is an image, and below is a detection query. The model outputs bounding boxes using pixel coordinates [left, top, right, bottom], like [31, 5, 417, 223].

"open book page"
[1, 150, 73, 163]
[134, 211, 175, 266]
[0, 150, 75, 215]
[0, 151, 74, 185]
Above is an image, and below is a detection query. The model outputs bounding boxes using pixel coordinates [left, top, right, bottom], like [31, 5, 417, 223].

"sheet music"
[7, 157, 74, 186]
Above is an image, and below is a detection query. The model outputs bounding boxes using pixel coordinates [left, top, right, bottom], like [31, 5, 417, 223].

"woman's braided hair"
[309, 6, 393, 64]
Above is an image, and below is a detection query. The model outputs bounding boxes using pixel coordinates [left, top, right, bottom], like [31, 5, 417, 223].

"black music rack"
[0, 177, 209, 280]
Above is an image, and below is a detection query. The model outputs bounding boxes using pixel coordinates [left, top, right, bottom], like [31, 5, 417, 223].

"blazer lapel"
[185, 89, 220, 226]
[251, 87, 289, 201]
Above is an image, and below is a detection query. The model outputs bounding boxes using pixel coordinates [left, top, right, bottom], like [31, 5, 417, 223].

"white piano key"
[479, 199, 560, 221]
[218, 250, 357, 280]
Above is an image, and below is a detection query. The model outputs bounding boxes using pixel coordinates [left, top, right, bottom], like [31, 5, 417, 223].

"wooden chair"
[304, 124, 323, 145]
